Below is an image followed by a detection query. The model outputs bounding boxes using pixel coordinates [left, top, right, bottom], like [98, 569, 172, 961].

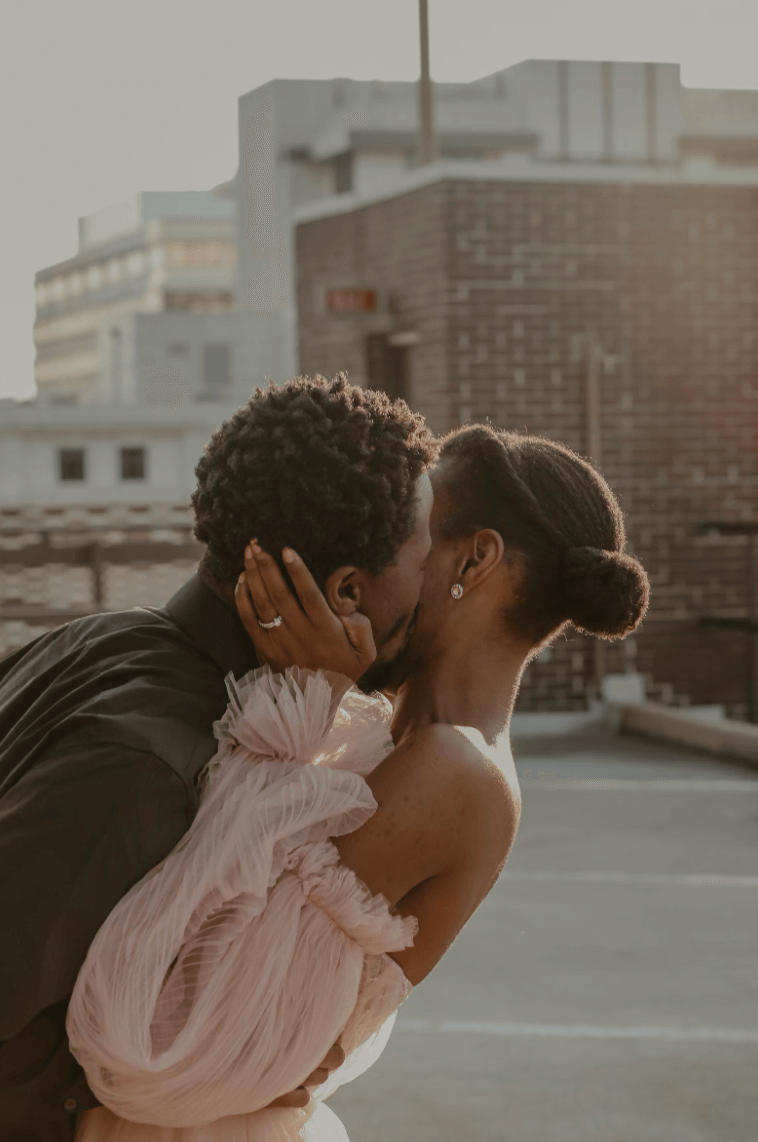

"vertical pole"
[584, 338, 602, 466]
[645, 63, 658, 163]
[90, 544, 104, 609]
[585, 338, 606, 695]
[748, 537, 758, 722]
[602, 61, 613, 162]
[558, 60, 570, 161]
[417, 0, 438, 164]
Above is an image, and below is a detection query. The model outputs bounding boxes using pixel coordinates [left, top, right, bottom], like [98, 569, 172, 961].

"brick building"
[296, 172, 758, 716]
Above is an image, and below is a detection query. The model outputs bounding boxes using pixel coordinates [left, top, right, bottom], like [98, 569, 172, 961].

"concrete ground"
[327, 729, 758, 1142]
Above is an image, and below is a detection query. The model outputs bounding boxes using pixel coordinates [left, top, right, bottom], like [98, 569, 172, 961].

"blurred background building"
[3, 58, 758, 721]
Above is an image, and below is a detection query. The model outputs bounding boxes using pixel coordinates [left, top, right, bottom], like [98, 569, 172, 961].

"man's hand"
[264, 1041, 346, 1109]
[235, 542, 376, 682]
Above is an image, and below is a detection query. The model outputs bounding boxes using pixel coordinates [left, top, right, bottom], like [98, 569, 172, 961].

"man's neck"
[198, 569, 237, 612]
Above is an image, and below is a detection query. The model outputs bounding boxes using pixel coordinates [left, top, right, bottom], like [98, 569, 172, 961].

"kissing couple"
[0, 374, 649, 1141]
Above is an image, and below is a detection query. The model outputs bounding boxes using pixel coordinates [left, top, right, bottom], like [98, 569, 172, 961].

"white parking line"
[518, 778, 758, 791]
[501, 871, 758, 887]
[395, 1020, 758, 1043]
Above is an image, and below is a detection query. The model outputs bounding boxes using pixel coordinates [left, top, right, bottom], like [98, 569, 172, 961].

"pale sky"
[1, 0, 757, 400]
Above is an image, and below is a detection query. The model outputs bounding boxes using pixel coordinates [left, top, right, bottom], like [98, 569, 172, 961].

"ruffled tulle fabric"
[67, 668, 416, 1139]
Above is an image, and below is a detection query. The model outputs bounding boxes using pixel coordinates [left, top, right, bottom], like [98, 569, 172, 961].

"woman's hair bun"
[561, 546, 650, 640]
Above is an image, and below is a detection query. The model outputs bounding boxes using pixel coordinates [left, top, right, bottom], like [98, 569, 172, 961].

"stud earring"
[450, 583, 464, 599]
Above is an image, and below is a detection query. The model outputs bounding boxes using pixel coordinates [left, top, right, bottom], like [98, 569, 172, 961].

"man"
[0, 374, 435, 1139]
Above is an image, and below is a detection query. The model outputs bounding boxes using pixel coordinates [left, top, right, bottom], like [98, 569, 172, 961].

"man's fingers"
[303, 1068, 330, 1088]
[320, 1042, 346, 1071]
[267, 1087, 310, 1109]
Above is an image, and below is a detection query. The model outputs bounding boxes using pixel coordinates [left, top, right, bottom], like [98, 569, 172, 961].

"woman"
[67, 425, 649, 1141]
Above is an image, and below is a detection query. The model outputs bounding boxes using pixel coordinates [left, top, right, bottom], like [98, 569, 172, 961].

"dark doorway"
[365, 334, 409, 402]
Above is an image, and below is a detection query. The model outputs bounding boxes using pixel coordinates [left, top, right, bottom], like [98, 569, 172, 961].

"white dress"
[66, 667, 417, 1142]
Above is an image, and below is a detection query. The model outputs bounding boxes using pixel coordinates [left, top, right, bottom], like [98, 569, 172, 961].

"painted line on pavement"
[517, 778, 758, 791]
[501, 870, 758, 887]
[395, 1019, 758, 1043]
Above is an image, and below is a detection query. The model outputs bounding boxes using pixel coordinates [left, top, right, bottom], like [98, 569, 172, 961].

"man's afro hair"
[192, 373, 437, 589]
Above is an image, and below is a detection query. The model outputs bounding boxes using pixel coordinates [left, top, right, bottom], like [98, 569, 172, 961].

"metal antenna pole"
[417, 0, 438, 164]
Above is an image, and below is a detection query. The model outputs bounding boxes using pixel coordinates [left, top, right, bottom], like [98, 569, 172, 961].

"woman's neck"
[389, 635, 528, 748]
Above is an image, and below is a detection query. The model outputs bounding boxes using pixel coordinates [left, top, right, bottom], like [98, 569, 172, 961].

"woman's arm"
[334, 724, 520, 987]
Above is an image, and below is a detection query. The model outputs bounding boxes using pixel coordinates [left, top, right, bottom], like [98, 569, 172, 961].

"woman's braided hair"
[439, 425, 650, 643]
[192, 374, 437, 590]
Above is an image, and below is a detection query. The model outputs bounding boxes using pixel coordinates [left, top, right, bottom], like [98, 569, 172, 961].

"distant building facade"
[6, 60, 758, 713]
[0, 400, 227, 655]
[33, 191, 240, 405]
[235, 60, 758, 388]
[292, 61, 758, 716]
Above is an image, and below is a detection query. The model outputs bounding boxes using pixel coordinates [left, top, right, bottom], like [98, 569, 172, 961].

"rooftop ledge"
[292, 154, 758, 226]
[510, 671, 758, 769]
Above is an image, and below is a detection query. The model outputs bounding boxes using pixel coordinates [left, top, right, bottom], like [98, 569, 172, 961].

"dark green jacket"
[0, 576, 258, 1139]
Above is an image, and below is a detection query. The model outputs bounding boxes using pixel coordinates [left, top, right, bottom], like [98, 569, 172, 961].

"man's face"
[373, 465, 463, 692]
[355, 472, 434, 694]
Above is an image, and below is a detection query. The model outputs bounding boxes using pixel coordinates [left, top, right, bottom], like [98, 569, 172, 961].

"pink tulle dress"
[66, 667, 417, 1142]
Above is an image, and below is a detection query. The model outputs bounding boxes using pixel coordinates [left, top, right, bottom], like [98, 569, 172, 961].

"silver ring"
[257, 614, 283, 630]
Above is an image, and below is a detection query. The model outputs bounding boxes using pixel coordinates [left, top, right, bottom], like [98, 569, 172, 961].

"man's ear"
[460, 529, 505, 590]
[323, 565, 363, 616]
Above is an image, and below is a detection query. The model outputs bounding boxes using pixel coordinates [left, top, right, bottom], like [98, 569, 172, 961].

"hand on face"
[235, 543, 377, 682]
[235, 473, 434, 688]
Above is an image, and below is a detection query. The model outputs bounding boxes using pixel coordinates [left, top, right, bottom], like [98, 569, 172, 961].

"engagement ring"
[258, 615, 283, 630]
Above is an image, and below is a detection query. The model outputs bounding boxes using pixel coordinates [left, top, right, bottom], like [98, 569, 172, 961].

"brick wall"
[296, 178, 758, 715]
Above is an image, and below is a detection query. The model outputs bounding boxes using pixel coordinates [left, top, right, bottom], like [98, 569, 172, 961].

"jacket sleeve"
[0, 740, 192, 1134]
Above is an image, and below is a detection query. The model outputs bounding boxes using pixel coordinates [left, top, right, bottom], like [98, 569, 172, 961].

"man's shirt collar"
[165, 574, 259, 681]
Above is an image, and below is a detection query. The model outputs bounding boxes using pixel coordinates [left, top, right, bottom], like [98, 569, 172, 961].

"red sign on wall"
[325, 289, 377, 313]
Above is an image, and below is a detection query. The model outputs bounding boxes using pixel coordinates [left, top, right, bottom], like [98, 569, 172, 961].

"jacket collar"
[165, 574, 259, 681]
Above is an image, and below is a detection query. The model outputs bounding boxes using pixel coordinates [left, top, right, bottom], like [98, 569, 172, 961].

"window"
[120, 447, 146, 481]
[59, 448, 85, 481]
[334, 152, 353, 194]
[202, 343, 230, 395]
[365, 334, 409, 402]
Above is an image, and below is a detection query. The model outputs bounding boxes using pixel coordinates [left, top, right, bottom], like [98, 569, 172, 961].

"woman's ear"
[323, 566, 362, 616]
[460, 529, 505, 589]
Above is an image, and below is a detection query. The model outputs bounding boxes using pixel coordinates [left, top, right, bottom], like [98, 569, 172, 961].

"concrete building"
[34, 190, 239, 404]
[0, 398, 226, 655]
[235, 60, 758, 387]
[0, 398, 229, 510]
[289, 61, 758, 716]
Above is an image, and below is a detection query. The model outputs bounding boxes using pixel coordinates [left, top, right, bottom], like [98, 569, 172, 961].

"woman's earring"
[451, 583, 464, 600]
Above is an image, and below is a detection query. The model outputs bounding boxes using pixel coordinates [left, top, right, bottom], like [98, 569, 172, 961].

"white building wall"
[352, 152, 409, 198]
[612, 64, 648, 161]
[567, 61, 605, 159]
[519, 60, 561, 158]
[0, 401, 244, 508]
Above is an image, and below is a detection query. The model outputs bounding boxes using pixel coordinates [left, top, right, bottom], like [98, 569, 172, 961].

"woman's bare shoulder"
[372, 721, 516, 807]
[361, 722, 519, 875]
